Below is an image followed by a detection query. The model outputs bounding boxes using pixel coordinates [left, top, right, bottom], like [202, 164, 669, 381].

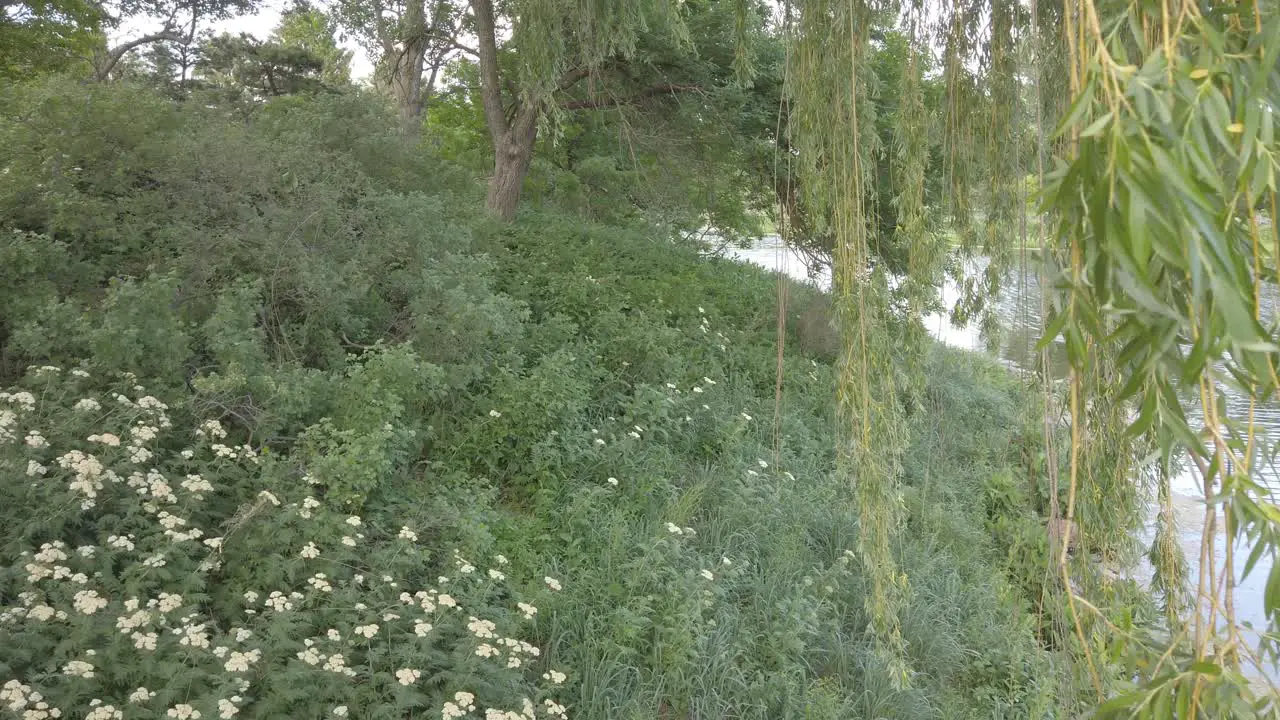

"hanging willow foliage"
[787, 0, 913, 686]
[1041, 0, 1280, 715]
[781, 0, 1280, 710]
[784, 0, 1025, 687]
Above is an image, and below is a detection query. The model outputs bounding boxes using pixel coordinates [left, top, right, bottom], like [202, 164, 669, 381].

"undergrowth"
[0, 78, 1092, 719]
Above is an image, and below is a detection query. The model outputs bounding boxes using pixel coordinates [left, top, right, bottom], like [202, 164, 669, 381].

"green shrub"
[0, 368, 572, 720]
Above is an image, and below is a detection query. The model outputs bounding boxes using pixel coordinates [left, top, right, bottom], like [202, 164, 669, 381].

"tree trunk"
[486, 119, 537, 221]
[388, 0, 429, 134]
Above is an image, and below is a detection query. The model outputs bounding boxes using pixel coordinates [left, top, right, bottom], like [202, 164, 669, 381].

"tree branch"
[94, 28, 185, 81]
[559, 83, 701, 111]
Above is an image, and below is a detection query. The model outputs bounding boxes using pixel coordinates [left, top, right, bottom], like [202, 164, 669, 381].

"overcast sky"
[117, 0, 377, 80]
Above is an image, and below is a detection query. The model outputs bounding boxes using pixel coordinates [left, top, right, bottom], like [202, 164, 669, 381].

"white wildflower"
[62, 660, 95, 678]
[224, 649, 261, 672]
[398, 526, 417, 541]
[217, 699, 239, 719]
[395, 668, 421, 686]
[466, 616, 496, 639]
[353, 624, 378, 639]
[28, 605, 56, 622]
[544, 576, 562, 591]
[72, 590, 108, 615]
[166, 704, 201, 719]
[700, 569, 715, 581]
[128, 687, 156, 703]
[132, 631, 158, 651]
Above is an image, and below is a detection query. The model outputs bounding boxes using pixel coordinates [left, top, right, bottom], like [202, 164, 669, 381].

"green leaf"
[1081, 111, 1114, 138]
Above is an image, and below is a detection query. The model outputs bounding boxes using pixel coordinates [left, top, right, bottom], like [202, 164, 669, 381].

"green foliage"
[198, 32, 330, 100]
[1042, 1, 1280, 713]
[0, 370, 568, 720]
[0, 0, 101, 79]
[272, 2, 352, 86]
[0, 78, 1098, 719]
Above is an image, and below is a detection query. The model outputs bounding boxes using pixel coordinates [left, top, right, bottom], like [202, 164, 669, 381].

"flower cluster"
[0, 372, 572, 720]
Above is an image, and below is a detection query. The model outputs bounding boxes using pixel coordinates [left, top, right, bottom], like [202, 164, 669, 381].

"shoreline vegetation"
[0, 79, 1130, 718]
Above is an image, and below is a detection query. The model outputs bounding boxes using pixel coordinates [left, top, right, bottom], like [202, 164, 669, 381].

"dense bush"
[0, 79, 1090, 719]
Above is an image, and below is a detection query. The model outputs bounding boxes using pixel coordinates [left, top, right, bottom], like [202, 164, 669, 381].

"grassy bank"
[0, 80, 1091, 719]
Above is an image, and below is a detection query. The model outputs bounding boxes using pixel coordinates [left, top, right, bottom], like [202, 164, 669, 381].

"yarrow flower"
[395, 668, 422, 686]
[542, 670, 567, 685]
[167, 704, 201, 719]
[129, 687, 155, 704]
[700, 569, 715, 581]
[544, 576, 562, 591]
[517, 602, 537, 619]
[353, 624, 379, 639]
[72, 590, 108, 615]
[224, 649, 262, 673]
[467, 616, 497, 639]
[217, 699, 239, 719]
[489, 409, 502, 418]
[299, 542, 320, 559]
[62, 659, 95, 678]
[398, 526, 417, 541]
[607, 477, 619, 486]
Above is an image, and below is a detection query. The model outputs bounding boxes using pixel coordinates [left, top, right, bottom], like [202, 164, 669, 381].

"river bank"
[724, 234, 1279, 682]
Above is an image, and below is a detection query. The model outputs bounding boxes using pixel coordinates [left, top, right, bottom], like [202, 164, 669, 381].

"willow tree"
[468, 0, 695, 220]
[1042, 0, 1280, 714]
[782, 0, 1025, 687]
[785, 0, 1280, 711]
